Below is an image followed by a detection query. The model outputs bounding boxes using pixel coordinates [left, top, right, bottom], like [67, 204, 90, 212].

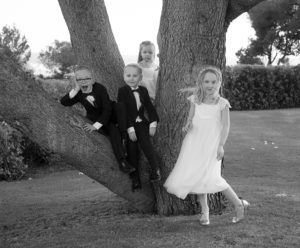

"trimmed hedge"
[224, 65, 300, 110]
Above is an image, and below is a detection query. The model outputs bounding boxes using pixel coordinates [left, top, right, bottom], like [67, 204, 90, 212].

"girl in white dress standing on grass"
[164, 66, 249, 225]
[137, 41, 159, 103]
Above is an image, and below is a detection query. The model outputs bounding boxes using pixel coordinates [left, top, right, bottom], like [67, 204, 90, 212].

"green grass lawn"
[1, 108, 299, 248]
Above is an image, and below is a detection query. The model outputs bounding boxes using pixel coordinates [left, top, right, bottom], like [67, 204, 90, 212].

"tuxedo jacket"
[117, 85, 159, 129]
[60, 82, 112, 127]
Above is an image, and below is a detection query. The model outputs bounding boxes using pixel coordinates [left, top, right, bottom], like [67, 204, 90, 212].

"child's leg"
[134, 122, 160, 181]
[106, 123, 134, 174]
[127, 137, 141, 191]
[222, 185, 250, 223]
[111, 101, 127, 139]
[197, 194, 209, 213]
[197, 194, 210, 225]
[222, 186, 242, 209]
[111, 101, 128, 157]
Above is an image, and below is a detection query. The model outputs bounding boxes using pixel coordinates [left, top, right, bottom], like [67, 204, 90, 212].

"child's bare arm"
[182, 101, 195, 132]
[217, 107, 230, 160]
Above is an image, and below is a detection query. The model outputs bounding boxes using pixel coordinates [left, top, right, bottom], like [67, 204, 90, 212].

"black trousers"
[127, 121, 159, 179]
[110, 101, 127, 137]
[99, 102, 127, 162]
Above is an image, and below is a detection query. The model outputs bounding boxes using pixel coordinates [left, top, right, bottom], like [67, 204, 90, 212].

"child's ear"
[139, 74, 143, 81]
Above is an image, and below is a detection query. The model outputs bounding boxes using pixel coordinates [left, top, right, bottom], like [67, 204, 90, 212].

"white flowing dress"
[164, 95, 231, 199]
[139, 63, 159, 102]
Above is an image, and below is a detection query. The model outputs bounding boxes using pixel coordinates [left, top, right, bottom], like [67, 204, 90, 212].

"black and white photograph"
[0, 0, 299, 247]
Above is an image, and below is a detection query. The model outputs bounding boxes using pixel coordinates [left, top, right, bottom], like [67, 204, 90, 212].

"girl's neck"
[139, 60, 154, 68]
[203, 94, 220, 104]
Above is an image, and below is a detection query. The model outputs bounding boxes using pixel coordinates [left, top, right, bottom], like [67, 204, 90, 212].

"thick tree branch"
[0, 52, 154, 212]
[226, 0, 266, 24]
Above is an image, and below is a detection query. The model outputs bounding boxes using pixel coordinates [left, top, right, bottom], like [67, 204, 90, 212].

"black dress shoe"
[131, 177, 142, 192]
[119, 160, 136, 174]
[150, 168, 161, 182]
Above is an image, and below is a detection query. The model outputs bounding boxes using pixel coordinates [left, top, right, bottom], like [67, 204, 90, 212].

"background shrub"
[0, 121, 27, 180]
[224, 65, 300, 110]
[0, 121, 51, 181]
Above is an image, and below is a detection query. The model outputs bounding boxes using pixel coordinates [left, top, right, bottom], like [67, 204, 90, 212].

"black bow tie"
[132, 88, 139, 93]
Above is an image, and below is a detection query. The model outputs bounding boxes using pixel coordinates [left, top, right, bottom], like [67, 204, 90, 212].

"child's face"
[123, 66, 142, 88]
[202, 72, 220, 97]
[141, 45, 155, 63]
[75, 69, 94, 93]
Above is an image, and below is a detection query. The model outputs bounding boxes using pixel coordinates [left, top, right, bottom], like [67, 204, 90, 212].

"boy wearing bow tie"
[117, 63, 161, 191]
[60, 66, 135, 174]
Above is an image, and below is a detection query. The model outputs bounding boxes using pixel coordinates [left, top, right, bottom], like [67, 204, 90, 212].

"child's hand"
[217, 145, 224, 160]
[149, 126, 156, 136]
[83, 123, 97, 133]
[182, 121, 192, 132]
[128, 131, 137, 142]
[73, 77, 81, 92]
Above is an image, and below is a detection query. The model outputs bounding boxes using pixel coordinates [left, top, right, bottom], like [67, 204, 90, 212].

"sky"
[0, 0, 258, 72]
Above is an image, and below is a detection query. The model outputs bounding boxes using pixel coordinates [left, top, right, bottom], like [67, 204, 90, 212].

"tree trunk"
[57, 0, 124, 98]
[154, 0, 267, 214]
[0, 0, 266, 215]
[154, 0, 229, 215]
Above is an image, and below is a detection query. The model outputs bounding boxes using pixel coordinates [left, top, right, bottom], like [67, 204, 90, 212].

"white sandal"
[232, 199, 250, 223]
[198, 212, 210, 225]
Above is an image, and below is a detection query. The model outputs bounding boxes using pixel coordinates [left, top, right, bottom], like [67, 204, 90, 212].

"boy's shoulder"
[137, 85, 151, 97]
[118, 85, 129, 92]
[138, 85, 148, 91]
[93, 82, 106, 90]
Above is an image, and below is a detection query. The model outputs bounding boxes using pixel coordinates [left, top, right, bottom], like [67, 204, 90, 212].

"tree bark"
[226, 0, 267, 23]
[154, 0, 229, 215]
[57, 0, 266, 215]
[1, 0, 267, 215]
[0, 53, 154, 212]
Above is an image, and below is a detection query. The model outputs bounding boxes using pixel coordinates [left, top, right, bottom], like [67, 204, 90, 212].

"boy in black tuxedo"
[117, 63, 161, 191]
[60, 66, 135, 174]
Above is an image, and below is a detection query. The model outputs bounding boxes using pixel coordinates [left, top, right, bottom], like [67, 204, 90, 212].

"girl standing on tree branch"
[137, 41, 159, 104]
[164, 66, 249, 225]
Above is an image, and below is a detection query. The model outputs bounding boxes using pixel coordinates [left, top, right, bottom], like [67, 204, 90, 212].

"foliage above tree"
[237, 0, 300, 65]
[0, 25, 31, 65]
[39, 40, 77, 78]
[235, 47, 264, 65]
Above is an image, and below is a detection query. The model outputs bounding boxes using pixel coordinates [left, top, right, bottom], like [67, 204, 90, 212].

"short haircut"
[124, 63, 143, 75]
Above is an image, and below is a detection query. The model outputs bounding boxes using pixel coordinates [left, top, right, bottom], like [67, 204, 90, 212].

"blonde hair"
[124, 63, 143, 75]
[194, 66, 222, 103]
[137, 41, 156, 63]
